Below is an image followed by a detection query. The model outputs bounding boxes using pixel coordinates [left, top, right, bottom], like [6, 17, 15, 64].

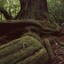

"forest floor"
[47, 35, 64, 64]
[52, 37, 64, 64]
[52, 26, 64, 64]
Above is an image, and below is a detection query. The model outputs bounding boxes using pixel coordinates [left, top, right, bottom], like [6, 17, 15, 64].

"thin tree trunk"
[0, 7, 13, 20]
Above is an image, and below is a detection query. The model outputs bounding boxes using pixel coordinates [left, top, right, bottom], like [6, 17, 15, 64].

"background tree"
[48, 0, 64, 25]
[0, 0, 20, 20]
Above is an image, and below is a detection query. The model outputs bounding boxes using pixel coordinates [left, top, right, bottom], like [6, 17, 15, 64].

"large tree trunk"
[17, 0, 48, 20]
[0, 0, 61, 43]
[0, 0, 61, 45]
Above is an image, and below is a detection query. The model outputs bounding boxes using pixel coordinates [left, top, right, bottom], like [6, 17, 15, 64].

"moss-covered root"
[0, 38, 20, 50]
[0, 36, 41, 58]
[43, 38, 54, 60]
[16, 48, 48, 64]
[0, 41, 43, 64]
[22, 31, 41, 42]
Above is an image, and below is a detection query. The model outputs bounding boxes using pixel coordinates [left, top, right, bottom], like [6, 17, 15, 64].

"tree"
[16, 0, 48, 20]
[0, 0, 61, 37]
[0, 1, 64, 64]
[0, 0, 48, 20]
[48, 0, 64, 25]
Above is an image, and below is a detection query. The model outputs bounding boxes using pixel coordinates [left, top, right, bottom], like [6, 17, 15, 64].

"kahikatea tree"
[0, 0, 60, 37]
[0, 1, 63, 64]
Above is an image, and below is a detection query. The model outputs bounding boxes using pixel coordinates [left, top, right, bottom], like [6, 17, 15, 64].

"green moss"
[43, 38, 54, 60]
[0, 43, 42, 64]
[22, 32, 41, 42]
[0, 36, 48, 64]
[0, 38, 21, 50]
[16, 48, 48, 64]
[0, 36, 42, 58]
[0, 35, 49, 64]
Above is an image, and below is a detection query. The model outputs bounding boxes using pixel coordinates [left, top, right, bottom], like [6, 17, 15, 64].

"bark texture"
[17, 0, 48, 20]
[0, 20, 60, 36]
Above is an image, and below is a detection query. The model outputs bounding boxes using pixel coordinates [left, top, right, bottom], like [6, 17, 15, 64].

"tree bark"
[0, 20, 60, 36]
[16, 0, 48, 20]
[0, 0, 61, 38]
